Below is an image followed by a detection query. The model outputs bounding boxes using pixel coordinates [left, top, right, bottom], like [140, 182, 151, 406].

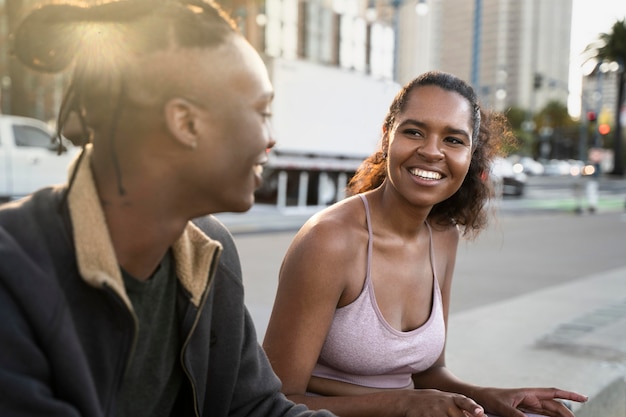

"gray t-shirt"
[117, 250, 183, 417]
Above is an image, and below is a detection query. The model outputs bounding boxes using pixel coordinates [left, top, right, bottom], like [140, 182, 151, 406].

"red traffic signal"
[586, 111, 597, 122]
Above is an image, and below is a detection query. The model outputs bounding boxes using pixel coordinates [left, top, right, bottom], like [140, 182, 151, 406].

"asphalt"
[215, 193, 626, 417]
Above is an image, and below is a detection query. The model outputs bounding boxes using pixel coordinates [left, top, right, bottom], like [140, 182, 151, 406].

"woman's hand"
[470, 387, 588, 417]
[397, 389, 486, 417]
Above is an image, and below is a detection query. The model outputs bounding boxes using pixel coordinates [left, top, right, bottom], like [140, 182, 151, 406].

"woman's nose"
[416, 137, 444, 161]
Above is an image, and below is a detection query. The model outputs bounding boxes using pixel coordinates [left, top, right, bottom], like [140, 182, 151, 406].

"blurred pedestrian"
[0, 1, 336, 416]
[263, 71, 588, 417]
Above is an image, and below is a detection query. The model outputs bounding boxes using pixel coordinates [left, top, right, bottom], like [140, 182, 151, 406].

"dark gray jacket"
[0, 152, 334, 417]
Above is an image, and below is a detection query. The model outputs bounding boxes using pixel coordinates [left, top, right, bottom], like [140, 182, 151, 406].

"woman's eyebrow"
[399, 119, 471, 139]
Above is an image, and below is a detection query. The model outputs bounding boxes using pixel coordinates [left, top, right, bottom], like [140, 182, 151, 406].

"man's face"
[180, 36, 275, 214]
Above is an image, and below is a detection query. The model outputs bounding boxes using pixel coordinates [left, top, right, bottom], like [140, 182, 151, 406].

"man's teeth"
[253, 164, 264, 176]
[410, 168, 442, 180]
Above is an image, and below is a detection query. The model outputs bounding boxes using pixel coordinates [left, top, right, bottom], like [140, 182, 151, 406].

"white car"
[518, 156, 545, 176]
[0, 115, 80, 201]
[490, 157, 527, 196]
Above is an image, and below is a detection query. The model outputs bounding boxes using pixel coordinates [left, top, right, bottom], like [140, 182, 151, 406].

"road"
[218, 175, 626, 340]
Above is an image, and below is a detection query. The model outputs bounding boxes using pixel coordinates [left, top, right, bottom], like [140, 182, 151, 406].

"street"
[222, 175, 626, 340]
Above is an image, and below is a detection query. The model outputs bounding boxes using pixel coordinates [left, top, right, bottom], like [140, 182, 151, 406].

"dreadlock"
[12, 0, 238, 200]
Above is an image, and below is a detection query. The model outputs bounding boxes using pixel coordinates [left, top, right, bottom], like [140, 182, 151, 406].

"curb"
[446, 266, 626, 417]
[575, 376, 625, 417]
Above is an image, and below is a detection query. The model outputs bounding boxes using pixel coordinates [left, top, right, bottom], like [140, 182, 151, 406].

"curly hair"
[348, 71, 514, 238]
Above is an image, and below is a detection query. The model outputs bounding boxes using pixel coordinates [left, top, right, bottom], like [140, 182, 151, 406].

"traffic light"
[586, 111, 597, 122]
[598, 123, 611, 135]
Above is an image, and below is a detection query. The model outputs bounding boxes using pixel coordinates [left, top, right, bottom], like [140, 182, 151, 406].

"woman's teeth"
[409, 168, 442, 180]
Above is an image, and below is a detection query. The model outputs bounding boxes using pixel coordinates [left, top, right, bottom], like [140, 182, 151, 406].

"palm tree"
[585, 19, 626, 176]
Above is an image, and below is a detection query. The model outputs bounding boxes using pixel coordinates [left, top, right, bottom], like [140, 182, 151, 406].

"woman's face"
[385, 85, 474, 208]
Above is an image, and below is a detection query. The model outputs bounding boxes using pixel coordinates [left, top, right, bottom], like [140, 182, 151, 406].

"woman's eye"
[404, 129, 423, 138]
[445, 136, 465, 145]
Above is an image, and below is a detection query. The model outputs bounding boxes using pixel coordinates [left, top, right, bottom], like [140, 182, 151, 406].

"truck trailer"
[256, 58, 400, 208]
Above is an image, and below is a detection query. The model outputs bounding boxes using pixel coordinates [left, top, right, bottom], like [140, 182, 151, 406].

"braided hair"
[12, 0, 238, 196]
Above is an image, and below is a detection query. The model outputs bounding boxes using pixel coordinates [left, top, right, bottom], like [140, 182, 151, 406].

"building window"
[265, 0, 298, 59]
[339, 16, 367, 72]
[300, 1, 338, 65]
[369, 22, 394, 79]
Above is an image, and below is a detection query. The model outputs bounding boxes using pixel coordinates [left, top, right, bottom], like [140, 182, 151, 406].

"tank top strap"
[424, 221, 435, 279]
[358, 194, 374, 286]
[424, 221, 442, 302]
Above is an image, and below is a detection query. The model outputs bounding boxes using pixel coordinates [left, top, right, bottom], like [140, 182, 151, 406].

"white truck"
[0, 115, 80, 202]
[256, 58, 400, 208]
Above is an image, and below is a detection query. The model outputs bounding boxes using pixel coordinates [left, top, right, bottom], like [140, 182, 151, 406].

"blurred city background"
[1, 0, 626, 208]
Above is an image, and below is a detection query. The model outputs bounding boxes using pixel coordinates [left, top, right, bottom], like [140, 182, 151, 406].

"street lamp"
[415, 0, 429, 16]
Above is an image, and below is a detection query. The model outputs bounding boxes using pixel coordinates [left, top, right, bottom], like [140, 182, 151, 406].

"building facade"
[1, 0, 574, 121]
[398, 0, 572, 113]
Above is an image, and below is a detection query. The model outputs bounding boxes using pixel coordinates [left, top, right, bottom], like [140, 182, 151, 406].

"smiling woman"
[348, 71, 509, 237]
[262, 71, 589, 417]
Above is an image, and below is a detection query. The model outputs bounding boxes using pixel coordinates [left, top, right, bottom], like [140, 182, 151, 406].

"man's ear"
[164, 98, 199, 149]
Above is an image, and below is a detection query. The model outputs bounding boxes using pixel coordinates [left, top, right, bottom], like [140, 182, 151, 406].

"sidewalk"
[215, 204, 323, 235]
[446, 266, 626, 417]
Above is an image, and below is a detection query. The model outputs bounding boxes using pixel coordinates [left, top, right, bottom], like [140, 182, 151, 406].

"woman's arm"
[263, 208, 485, 417]
[263, 206, 372, 407]
[411, 227, 588, 417]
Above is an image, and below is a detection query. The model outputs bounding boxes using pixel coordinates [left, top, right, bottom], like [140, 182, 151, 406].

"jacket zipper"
[180, 246, 222, 417]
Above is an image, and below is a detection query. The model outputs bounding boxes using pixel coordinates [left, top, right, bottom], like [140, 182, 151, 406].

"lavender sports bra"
[310, 194, 446, 389]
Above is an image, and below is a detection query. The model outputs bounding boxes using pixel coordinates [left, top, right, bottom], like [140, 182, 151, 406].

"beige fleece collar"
[67, 144, 222, 308]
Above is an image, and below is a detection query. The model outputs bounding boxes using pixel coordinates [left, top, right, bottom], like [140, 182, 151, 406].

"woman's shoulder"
[292, 195, 368, 254]
[429, 221, 461, 246]
[280, 195, 369, 292]
[307, 194, 365, 229]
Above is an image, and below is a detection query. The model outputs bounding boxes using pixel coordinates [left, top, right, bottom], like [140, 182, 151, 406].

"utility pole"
[391, 0, 402, 82]
[470, 0, 482, 90]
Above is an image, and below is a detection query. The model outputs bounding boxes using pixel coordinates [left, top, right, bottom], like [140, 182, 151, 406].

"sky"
[568, 0, 626, 117]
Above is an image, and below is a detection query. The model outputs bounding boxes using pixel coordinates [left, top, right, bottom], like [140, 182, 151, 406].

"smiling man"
[0, 1, 335, 417]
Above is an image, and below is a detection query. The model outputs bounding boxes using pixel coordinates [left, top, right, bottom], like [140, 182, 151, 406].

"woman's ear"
[164, 98, 199, 149]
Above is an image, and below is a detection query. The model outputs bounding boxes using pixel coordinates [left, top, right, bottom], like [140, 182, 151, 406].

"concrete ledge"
[575, 376, 625, 417]
[446, 266, 626, 416]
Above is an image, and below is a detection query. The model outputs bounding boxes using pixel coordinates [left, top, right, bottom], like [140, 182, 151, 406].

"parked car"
[0, 115, 80, 202]
[490, 156, 527, 197]
[517, 156, 545, 176]
[542, 159, 572, 176]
